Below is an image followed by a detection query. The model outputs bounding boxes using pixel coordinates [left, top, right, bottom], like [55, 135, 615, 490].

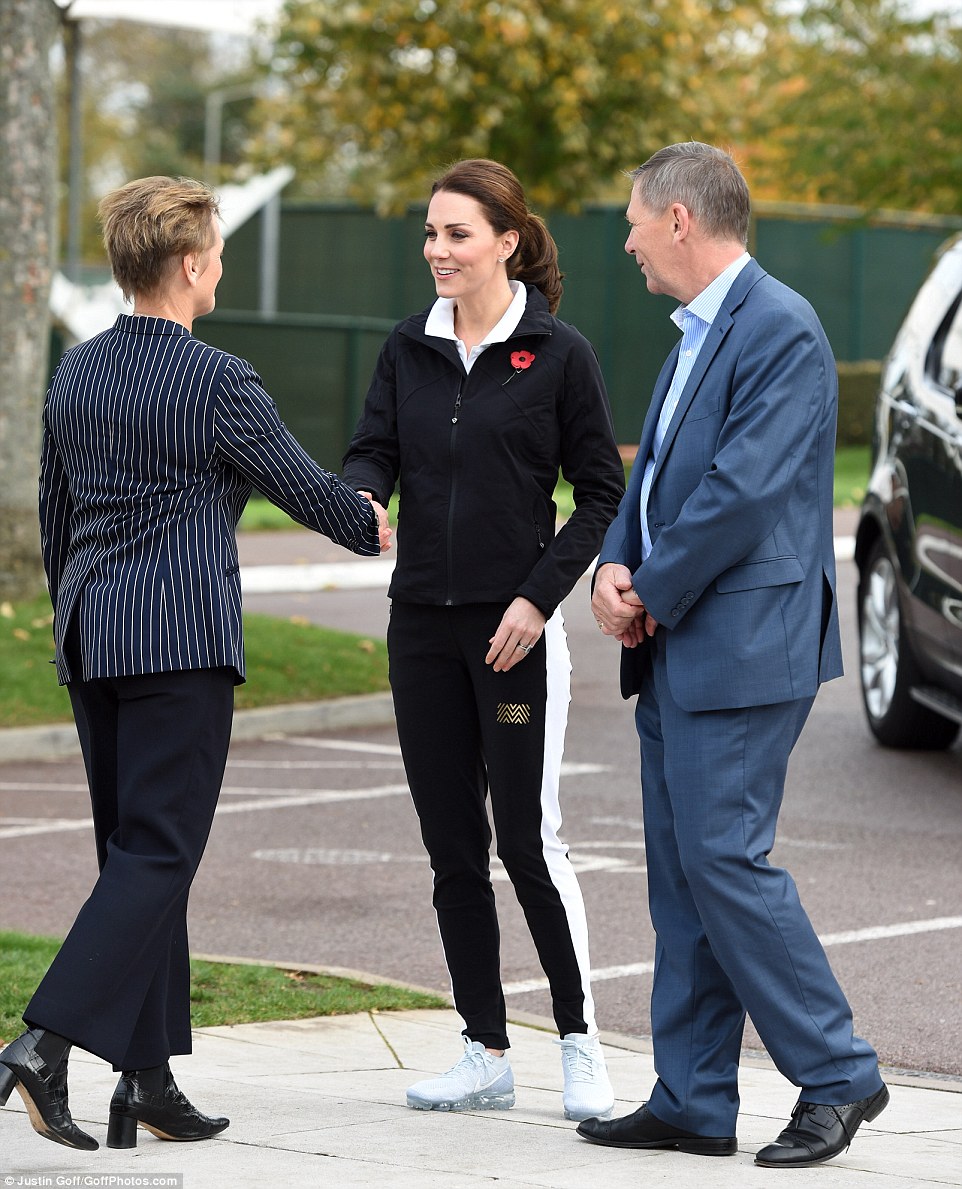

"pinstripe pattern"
[39, 314, 379, 684]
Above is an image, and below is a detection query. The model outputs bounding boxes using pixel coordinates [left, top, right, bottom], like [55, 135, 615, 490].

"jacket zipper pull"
[451, 382, 463, 425]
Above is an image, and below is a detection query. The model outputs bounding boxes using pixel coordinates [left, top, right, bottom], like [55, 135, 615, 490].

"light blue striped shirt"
[639, 252, 751, 558]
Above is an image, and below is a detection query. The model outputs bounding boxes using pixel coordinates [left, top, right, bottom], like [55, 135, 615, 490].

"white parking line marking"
[226, 759, 405, 770]
[819, 917, 962, 946]
[253, 848, 424, 865]
[214, 785, 410, 813]
[0, 782, 89, 793]
[0, 783, 412, 837]
[0, 818, 94, 840]
[276, 737, 404, 756]
[502, 915, 962, 995]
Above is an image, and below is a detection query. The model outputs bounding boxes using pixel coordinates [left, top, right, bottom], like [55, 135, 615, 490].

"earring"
[497, 257, 505, 263]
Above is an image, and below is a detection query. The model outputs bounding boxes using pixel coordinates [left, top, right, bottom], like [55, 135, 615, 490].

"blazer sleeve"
[341, 331, 401, 507]
[38, 403, 73, 607]
[214, 355, 380, 555]
[515, 333, 625, 616]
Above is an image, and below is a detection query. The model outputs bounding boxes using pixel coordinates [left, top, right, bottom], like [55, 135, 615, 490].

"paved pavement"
[3, 512, 960, 1186]
[2, 1008, 960, 1187]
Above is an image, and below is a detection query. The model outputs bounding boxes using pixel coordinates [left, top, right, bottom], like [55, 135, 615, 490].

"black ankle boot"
[106, 1064, 229, 1149]
[0, 1028, 98, 1151]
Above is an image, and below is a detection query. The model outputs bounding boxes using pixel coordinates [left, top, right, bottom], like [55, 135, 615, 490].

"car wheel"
[858, 538, 960, 749]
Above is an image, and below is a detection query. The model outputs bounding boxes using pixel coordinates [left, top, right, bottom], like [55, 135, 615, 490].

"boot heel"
[0, 1065, 17, 1107]
[106, 1112, 138, 1149]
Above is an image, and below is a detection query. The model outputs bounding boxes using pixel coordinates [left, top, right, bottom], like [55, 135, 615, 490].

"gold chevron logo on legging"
[497, 703, 531, 725]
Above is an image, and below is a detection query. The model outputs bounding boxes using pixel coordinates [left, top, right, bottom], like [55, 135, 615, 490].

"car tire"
[858, 537, 960, 749]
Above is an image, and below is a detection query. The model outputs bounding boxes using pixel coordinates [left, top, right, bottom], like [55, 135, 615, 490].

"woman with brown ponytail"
[343, 159, 624, 1121]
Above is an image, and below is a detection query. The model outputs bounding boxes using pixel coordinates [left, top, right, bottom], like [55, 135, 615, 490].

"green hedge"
[837, 361, 881, 447]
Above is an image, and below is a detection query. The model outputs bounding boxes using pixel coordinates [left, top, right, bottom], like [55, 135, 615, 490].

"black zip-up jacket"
[342, 287, 625, 618]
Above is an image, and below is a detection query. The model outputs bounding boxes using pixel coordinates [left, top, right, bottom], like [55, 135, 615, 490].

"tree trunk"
[0, 0, 59, 601]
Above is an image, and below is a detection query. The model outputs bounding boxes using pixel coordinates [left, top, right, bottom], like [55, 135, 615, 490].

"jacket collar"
[113, 314, 191, 336]
[398, 284, 554, 352]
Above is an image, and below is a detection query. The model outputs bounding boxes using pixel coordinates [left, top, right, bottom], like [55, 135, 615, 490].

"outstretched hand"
[359, 491, 392, 552]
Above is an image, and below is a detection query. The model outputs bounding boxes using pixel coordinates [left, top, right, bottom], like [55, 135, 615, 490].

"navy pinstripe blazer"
[40, 314, 379, 684]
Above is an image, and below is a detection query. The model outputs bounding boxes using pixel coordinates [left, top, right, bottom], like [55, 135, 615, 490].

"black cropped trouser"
[25, 624, 234, 1070]
[388, 601, 596, 1050]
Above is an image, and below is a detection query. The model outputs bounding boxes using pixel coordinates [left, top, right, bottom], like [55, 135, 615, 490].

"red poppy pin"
[504, 349, 536, 387]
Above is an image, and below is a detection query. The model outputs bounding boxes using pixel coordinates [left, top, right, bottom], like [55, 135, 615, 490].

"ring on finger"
[516, 642, 532, 655]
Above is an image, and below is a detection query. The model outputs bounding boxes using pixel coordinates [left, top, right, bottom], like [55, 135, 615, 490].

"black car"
[855, 233, 962, 750]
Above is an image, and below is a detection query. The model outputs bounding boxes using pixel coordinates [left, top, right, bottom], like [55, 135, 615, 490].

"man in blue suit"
[0, 176, 390, 1153]
[577, 144, 887, 1168]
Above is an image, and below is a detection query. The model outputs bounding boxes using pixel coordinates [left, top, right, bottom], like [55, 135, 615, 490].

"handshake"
[359, 489, 393, 552]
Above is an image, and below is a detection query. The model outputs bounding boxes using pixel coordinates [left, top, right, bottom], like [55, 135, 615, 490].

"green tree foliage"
[60, 19, 260, 263]
[751, 0, 962, 214]
[250, 0, 772, 211]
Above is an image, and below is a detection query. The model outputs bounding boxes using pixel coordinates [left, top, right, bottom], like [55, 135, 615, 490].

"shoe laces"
[445, 1041, 501, 1081]
[556, 1036, 601, 1083]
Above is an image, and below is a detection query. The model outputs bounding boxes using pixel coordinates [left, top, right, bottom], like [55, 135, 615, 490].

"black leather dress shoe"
[0, 1029, 98, 1151]
[576, 1102, 737, 1156]
[106, 1065, 230, 1149]
[755, 1083, 890, 1168]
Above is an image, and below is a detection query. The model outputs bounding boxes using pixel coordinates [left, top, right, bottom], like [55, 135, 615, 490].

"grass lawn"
[834, 444, 870, 508]
[0, 600, 388, 728]
[0, 930, 446, 1044]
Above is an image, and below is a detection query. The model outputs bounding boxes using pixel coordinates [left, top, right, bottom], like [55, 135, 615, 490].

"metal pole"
[259, 192, 280, 315]
[203, 90, 225, 183]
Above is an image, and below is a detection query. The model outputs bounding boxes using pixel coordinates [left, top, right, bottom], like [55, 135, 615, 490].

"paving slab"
[1, 1008, 959, 1189]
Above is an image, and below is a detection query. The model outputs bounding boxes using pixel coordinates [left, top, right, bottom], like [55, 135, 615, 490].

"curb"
[190, 951, 961, 1094]
[0, 691, 396, 764]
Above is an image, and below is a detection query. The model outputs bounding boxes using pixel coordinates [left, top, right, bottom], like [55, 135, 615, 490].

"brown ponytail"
[430, 159, 564, 314]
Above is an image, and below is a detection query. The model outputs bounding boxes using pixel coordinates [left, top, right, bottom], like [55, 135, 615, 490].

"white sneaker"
[556, 1032, 614, 1122]
[406, 1039, 515, 1112]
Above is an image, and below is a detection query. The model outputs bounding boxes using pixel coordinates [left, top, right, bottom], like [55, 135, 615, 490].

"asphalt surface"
[1, 516, 960, 1086]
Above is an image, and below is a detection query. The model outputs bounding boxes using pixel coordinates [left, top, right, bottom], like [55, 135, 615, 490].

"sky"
[56, 0, 283, 34]
[55, 0, 962, 33]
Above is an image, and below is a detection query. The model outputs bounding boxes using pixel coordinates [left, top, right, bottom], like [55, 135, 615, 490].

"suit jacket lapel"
[638, 345, 679, 462]
[623, 345, 679, 564]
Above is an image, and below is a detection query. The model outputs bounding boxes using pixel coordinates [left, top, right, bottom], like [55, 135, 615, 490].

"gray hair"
[630, 143, 750, 246]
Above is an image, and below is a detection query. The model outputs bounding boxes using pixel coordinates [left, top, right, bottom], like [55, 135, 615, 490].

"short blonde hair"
[97, 176, 221, 301]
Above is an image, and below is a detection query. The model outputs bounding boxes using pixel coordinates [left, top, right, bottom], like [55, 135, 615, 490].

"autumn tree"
[0, 0, 60, 600]
[250, 0, 773, 211]
[749, 0, 962, 214]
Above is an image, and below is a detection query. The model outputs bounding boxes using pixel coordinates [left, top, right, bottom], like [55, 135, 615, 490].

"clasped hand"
[591, 563, 658, 647]
[358, 491, 392, 552]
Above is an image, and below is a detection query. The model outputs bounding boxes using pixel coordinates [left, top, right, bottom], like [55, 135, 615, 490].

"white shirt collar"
[425, 280, 527, 345]
[672, 252, 751, 331]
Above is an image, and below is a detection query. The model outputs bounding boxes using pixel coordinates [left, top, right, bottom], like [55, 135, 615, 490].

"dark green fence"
[202, 312, 394, 471]
[202, 201, 962, 467]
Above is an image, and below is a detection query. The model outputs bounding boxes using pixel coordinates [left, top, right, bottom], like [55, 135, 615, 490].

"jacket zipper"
[445, 377, 465, 604]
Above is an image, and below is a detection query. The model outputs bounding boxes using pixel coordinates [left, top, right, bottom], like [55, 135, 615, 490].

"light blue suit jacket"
[598, 260, 843, 711]
[40, 314, 379, 685]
